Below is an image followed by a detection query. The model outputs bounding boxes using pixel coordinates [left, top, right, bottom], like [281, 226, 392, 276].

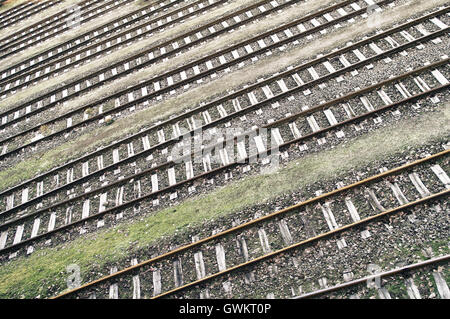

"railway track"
[0, 0, 137, 58]
[0, 0, 241, 93]
[49, 150, 449, 298]
[0, 6, 448, 212]
[0, 49, 448, 260]
[0, 0, 422, 159]
[295, 255, 450, 299]
[0, 0, 63, 30]
[0, 0, 195, 84]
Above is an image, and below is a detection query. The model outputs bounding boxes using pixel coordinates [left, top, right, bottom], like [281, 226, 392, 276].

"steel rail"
[294, 254, 450, 299]
[49, 150, 449, 298]
[0, 0, 397, 154]
[0, 78, 447, 256]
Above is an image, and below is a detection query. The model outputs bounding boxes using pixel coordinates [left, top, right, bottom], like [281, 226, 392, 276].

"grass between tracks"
[0, 104, 448, 298]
